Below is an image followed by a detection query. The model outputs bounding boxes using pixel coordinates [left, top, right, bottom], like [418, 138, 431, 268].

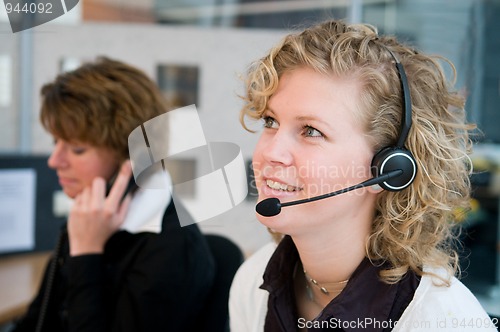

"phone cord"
[35, 228, 67, 332]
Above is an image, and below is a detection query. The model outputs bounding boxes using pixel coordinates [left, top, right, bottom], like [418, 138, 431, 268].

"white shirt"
[229, 242, 497, 332]
[121, 171, 172, 233]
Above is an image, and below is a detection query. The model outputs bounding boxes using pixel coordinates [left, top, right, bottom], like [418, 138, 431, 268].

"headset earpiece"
[371, 147, 416, 191]
[369, 46, 417, 192]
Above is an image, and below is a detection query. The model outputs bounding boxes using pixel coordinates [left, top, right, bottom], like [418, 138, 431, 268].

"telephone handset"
[105, 171, 138, 201]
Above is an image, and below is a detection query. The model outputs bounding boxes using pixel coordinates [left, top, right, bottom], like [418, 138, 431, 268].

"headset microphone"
[256, 169, 403, 217]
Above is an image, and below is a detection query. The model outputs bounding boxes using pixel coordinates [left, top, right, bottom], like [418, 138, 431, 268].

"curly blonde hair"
[241, 20, 474, 284]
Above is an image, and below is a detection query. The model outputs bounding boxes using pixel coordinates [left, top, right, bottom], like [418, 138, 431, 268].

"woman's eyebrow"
[295, 115, 333, 130]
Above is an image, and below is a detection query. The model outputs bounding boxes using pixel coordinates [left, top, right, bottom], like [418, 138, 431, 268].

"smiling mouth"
[266, 179, 303, 192]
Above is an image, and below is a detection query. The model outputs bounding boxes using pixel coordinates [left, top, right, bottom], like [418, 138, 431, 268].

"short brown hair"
[40, 56, 171, 162]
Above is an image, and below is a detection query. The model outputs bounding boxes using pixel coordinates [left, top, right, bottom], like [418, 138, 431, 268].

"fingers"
[77, 185, 91, 210]
[91, 177, 106, 209]
[105, 160, 133, 211]
[67, 163, 133, 256]
[114, 193, 132, 229]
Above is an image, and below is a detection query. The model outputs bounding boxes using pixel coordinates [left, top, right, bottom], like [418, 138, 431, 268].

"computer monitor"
[0, 155, 66, 255]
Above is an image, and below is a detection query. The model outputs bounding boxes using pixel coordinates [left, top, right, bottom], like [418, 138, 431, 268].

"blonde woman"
[229, 20, 496, 331]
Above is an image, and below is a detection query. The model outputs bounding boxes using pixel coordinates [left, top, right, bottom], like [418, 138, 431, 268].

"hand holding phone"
[106, 167, 137, 201]
[68, 161, 134, 256]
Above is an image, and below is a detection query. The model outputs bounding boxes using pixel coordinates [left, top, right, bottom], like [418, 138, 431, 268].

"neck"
[292, 213, 371, 287]
[292, 193, 377, 318]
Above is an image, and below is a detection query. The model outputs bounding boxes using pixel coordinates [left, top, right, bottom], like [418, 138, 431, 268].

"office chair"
[194, 234, 244, 332]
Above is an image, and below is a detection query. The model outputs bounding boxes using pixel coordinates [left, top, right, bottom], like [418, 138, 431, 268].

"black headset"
[370, 48, 417, 191]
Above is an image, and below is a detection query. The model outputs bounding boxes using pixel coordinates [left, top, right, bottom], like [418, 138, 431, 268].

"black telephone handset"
[105, 173, 137, 201]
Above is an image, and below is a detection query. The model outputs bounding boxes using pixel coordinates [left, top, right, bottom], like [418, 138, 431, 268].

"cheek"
[252, 138, 267, 176]
[299, 158, 336, 195]
[299, 153, 370, 194]
[252, 135, 267, 160]
[251, 157, 263, 195]
[94, 150, 121, 180]
[76, 159, 117, 186]
[95, 163, 119, 183]
[75, 166, 101, 188]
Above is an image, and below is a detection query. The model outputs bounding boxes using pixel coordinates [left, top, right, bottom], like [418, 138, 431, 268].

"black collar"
[260, 236, 419, 332]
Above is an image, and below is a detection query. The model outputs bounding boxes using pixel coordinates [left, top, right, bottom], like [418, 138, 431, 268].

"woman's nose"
[47, 142, 68, 169]
[261, 130, 294, 166]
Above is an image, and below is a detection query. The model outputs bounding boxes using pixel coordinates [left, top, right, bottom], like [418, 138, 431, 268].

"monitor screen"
[0, 155, 66, 255]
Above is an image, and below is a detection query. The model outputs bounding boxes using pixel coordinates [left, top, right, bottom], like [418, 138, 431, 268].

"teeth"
[266, 180, 300, 192]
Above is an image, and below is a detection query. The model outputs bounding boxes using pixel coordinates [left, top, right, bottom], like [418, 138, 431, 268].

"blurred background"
[0, 0, 499, 328]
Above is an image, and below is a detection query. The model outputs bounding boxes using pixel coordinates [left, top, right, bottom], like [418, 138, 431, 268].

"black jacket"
[11, 201, 215, 332]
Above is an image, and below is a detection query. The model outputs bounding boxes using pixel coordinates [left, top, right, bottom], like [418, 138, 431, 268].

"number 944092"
[5, 2, 53, 14]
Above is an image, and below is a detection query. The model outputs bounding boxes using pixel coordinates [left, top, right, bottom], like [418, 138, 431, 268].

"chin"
[255, 209, 297, 236]
[61, 187, 79, 199]
[64, 191, 77, 200]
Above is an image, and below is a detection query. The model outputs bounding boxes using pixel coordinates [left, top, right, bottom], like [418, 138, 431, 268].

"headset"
[370, 47, 417, 191]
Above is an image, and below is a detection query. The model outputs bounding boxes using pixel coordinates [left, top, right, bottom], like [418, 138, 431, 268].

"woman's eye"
[303, 126, 324, 138]
[71, 147, 87, 155]
[263, 116, 278, 129]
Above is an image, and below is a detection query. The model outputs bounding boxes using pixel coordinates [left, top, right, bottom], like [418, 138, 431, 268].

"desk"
[0, 251, 51, 324]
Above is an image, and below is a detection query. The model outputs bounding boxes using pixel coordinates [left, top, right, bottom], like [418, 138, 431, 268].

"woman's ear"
[368, 183, 384, 194]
